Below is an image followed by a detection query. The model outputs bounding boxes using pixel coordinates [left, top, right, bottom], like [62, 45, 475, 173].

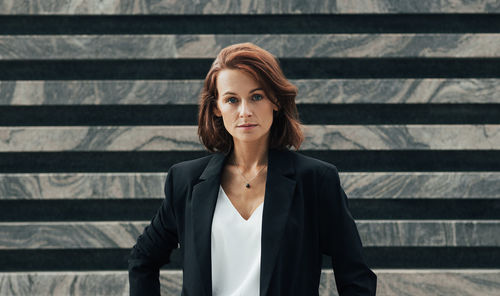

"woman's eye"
[253, 94, 263, 101]
[228, 97, 238, 103]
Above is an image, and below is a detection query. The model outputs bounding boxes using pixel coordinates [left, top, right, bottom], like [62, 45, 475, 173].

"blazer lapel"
[260, 149, 296, 296]
[191, 151, 226, 296]
[190, 148, 296, 296]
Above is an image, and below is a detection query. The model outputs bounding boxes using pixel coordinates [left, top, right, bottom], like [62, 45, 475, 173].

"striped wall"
[0, 1, 499, 295]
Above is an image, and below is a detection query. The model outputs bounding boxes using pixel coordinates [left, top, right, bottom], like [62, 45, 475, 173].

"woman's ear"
[213, 105, 222, 117]
[273, 100, 280, 112]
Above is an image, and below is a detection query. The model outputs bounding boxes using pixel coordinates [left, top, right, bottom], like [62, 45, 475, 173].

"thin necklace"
[232, 159, 267, 189]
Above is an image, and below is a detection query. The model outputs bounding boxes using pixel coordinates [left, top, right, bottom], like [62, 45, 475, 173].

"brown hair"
[198, 42, 304, 154]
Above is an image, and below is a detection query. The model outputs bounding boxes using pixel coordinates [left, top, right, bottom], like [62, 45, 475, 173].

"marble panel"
[0, 173, 166, 200]
[0, 0, 92, 14]
[282, 34, 500, 58]
[1, 220, 498, 249]
[2, 172, 499, 200]
[2, 79, 499, 105]
[1, 0, 499, 14]
[293, 78, 500, 104]
[0, 270, 182, 296]
[356, 220, 500, 247]
[321, 269, 500, 296]
[340, 172, 500, 199]
[1, 270, 499, 296]
[1, 125, 498, 152]
[0, 221, 145, 249]
[1, 34, 499, 59]
[0, 271, 131, 296]
[303, 124, 500, 150]
[0, 126, 202, 151]
[0, 80, 203, 105]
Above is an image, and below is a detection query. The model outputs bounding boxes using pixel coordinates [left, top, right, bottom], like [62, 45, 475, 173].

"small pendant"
[245, 183, 250, 188]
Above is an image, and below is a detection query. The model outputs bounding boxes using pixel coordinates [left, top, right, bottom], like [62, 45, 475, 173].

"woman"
[128, 42, 377, 295]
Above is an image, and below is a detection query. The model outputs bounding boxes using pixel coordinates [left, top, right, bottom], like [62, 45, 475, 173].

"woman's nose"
[238, 99, 252, 117]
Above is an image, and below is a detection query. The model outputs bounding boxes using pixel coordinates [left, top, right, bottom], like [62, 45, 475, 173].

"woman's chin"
[232, 133, 271, 145]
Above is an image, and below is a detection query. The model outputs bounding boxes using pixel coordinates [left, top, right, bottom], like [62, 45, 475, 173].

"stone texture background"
[1, 0, 499, 14]
[0, 0, 499, 295]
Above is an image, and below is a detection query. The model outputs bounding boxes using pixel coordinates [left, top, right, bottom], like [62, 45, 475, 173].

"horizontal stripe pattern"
[2, 104, 500, 125]
[0, 3, 497, 294]
[0, 125, 498, 151]
[1, 79, 500, 105]
[1, 247, 498, 270]
[2, 150, 499, 172]
[1, 15, 500, 35]
[1, 199, 497, 221]
[1, 34, 499, 59]
[2, 58, 500, 80]
[0, 270, 499, 296]
[2, 172, 499, 199]
[1, 1, 499, 14]
[1, 220, 498, 249]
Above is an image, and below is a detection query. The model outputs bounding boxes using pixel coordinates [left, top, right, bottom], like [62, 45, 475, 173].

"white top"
[211, 185, 264, 296]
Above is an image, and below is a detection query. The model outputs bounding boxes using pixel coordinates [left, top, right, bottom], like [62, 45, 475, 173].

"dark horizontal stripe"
[1, 104, 499, 126]
[0, 14, 499, 35]
[0, 199, 162, 222]
[0, 248, 180, 271]
[0, 105, 198, 126]
[1, 151, 499, 173]
[1, 58, 499, 80]
[300, 104, 500, 125]
[306, 150, 500, 172]
[349, 199, 500, 220]
[0, 199, 497, 222]
[1, 247, 498, 271]
[325, 247, 500, 269]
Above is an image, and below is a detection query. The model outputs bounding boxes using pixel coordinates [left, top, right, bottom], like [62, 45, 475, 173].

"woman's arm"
[318, 165, 377, 295]
[128, 166, 180, 296]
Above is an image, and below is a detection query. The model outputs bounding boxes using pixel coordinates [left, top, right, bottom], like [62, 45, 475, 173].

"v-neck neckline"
[220, 185, 263, 222]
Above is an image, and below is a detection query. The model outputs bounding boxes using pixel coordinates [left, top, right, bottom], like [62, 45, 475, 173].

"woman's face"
[214, 69, 278, 147]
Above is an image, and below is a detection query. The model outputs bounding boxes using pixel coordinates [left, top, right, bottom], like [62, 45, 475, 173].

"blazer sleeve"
[128, 166, 179, 296]
[318, 165, 377, 296]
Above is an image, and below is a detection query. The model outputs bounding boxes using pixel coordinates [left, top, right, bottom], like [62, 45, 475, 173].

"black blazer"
[128, 148, 377, 295]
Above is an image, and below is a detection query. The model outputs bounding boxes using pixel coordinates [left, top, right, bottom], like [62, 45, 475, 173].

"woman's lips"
[237, 124, 257, 130]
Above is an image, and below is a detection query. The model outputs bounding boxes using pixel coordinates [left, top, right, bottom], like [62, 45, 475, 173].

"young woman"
[128, 42, 376, 295]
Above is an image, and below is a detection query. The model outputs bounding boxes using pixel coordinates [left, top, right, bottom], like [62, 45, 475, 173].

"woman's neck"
[229, 140, 269, 171]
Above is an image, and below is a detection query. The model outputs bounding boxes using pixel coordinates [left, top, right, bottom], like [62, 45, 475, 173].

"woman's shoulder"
[287, 149, 338, 173]
[169, 153, 214, 174]
[283, 150, 343, 193]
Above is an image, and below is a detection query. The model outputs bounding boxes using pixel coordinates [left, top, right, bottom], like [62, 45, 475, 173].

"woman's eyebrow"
[222, 88, 263, 96]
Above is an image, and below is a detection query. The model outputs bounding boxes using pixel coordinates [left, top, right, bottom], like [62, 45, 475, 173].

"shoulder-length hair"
[198, 42, 304, 154]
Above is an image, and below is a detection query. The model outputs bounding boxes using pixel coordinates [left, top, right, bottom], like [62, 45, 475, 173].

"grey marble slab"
[1, 125, 498, 152]
[1, 220, 498, 249]
[0, 126, 202, 151]
[1, 270, 500, 296]
[0, 80, 203, 105]
[293, 79, 500, 104]
[0, 221, 145, 249]
[0, 270, 182, 296]
[2, 172, 499, 200]
[0, 271, 132, 296]
[1, 34, 499, 59]
[2, 79, 499, 105]
[340, 172, 500, 199]
[1, 0, 499, 14]
[304, 124, 500, 150]
[0, 173, 166, 200]
[357, 220, 500, 247]
[320, 269, 500, 296]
